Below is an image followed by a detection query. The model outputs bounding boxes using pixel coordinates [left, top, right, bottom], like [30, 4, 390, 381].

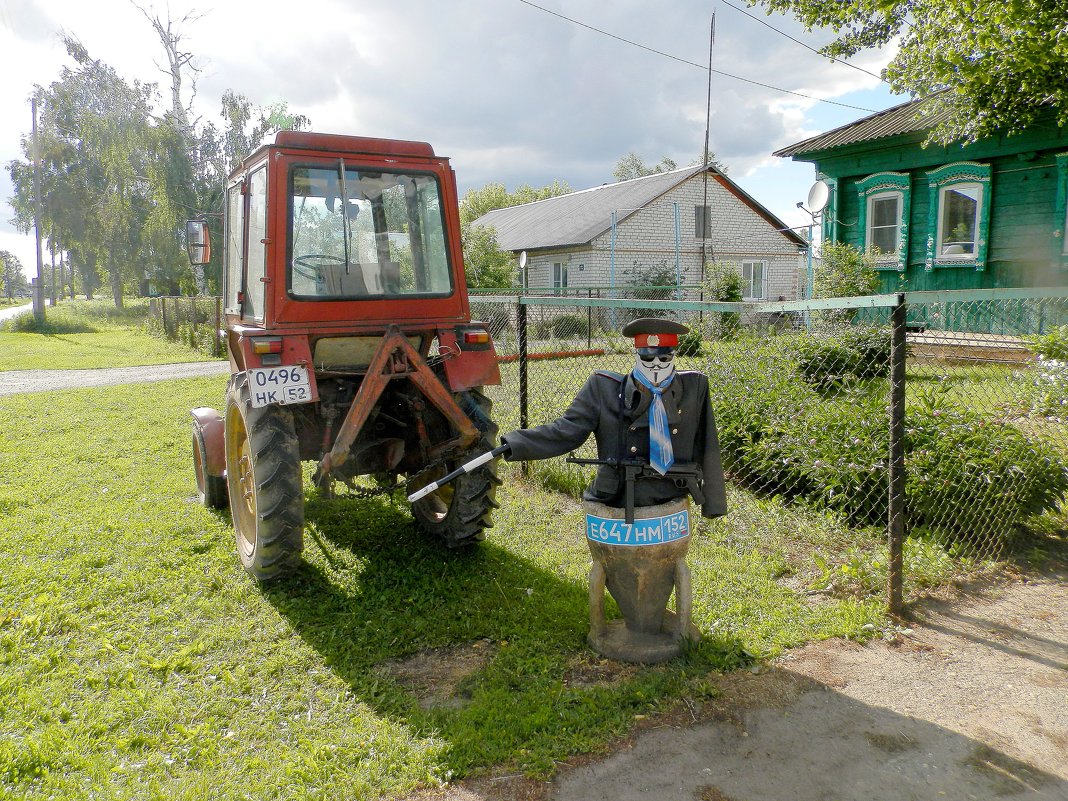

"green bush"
[792, 326, 891, 387]
[794, 340, 858, 389]
[676, 327, 704, 357]
[813, 242, 880, 301]
[702, 261, 743, 340]
[1026, 325, 1068, 360]
[708, 337, 1068, 551]
[532, 313, 589, 340]
[905, 392, 1068, 548]
[1022, 357, 1068, 416]
[843, 326, 892, 378]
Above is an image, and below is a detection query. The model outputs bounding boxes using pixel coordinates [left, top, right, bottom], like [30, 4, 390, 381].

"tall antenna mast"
[701, 13, 716, 273]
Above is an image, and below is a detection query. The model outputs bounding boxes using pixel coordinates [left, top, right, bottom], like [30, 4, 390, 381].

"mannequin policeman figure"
[406, 318, 727, 661]
[500, 318, 727, 519]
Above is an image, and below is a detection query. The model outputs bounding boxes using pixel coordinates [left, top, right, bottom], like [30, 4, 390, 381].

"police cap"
[621, 317, 689, 349]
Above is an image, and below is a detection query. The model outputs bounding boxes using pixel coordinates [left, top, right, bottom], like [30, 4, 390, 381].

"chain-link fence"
[473, 287, 1068, 612]
[154, 287, 1067, 611]
[146, 296, 224, 357]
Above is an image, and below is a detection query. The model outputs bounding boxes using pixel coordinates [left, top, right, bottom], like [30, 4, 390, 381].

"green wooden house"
[775, 96, 1068, 294]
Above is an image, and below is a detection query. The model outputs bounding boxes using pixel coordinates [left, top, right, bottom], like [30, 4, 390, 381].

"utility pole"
[31, 94, 45, 325]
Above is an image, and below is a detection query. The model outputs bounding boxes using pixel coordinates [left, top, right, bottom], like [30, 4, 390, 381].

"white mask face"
[634, 350, 676, 386]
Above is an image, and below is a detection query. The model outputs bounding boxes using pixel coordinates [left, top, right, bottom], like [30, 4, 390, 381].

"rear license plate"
[248, 366, 312, 408]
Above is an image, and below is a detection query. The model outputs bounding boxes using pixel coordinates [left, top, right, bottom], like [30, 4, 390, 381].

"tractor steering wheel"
[293, 253, 346, 281]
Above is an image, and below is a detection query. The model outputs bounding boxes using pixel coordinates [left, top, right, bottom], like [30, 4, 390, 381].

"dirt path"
[0, 361, 230, 397]
[418, 554, 1068, 801]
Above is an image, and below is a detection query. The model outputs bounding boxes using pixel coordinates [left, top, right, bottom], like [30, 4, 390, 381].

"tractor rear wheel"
[224, 374, 304, 581]
[410, 389, 501, 548]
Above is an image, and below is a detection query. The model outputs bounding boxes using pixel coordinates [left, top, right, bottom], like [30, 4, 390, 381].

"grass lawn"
[0, 298, 217, 371]
[5, 319, 1057, 799]
[0, 375, 887, 800]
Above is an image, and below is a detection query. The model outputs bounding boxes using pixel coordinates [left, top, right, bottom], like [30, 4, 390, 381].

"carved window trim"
[924, 162, 992, 272]
[856, 172, 910, 272]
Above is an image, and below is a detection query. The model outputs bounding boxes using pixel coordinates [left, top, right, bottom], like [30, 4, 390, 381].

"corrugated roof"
[472, 165, 806, 250]
[774, 93, 951, 158]
[471, 166, 704, 251]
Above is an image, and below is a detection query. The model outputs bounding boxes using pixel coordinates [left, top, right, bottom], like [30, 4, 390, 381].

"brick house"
[471, 165, 807, 301]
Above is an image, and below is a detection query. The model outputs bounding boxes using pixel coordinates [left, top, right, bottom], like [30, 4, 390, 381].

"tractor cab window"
[288, 164, 453, 299]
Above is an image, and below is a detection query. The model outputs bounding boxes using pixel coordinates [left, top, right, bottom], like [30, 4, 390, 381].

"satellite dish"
[518, 251, 528, 269]
[806, 180, 830, 214]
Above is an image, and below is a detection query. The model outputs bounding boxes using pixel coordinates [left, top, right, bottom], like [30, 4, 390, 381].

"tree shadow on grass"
[258, 491, 749, 775]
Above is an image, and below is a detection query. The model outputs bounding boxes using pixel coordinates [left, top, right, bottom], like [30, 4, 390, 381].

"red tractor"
[188, 131, 502, 581]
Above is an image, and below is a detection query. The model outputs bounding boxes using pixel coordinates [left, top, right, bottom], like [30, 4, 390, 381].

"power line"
[512, 0, 878, 112]
[716, 0, 886, 82]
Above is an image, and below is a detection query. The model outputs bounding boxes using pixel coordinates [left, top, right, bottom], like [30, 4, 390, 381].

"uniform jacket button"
[629, 425, 637, 431]
[630, 446, 638, 453]
[672, 428, 678, 434]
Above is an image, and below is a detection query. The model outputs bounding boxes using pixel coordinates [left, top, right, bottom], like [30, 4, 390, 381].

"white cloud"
[0, 0, 900, 258]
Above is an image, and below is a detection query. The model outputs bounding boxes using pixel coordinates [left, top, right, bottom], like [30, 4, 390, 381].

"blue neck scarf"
[631, 370, 675, 475]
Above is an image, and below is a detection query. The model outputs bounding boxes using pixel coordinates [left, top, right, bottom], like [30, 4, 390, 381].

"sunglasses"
[639, 353, 675, 365]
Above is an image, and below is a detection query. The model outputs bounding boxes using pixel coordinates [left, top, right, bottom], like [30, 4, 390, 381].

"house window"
[553, 262, 568, 289]
[695, 206, 711, 239]
[856, 172, 910, 271]
[924, 162, 992, 271]
[937, 183, 982, 257]
[1055, 153, 1068, 265]
[867, 192, 902, 257]
[741, 260, 766, 300]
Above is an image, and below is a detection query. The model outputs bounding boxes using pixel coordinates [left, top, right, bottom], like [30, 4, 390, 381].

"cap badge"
[647, 334, 660, 346]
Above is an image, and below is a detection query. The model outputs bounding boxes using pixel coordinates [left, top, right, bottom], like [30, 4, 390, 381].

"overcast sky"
[0, 0, 901, 278]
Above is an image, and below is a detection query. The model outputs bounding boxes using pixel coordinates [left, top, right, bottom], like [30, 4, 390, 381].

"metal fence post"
[161, 297, 168, 338]
[517, 297, 529, 477]
[587, 288, 593, 349]
[215, 296, 223, 357]
[888, 292, 907, 616]
[190, 296, 197, 349]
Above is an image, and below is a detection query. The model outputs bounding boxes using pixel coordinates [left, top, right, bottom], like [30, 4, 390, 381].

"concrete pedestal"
[584, 498, 699, 664]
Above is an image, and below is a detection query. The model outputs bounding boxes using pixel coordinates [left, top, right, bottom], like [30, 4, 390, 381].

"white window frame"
[935, 181, 983, 259]
[866, 191, 903, 262]
[552, 261, 568, 289]
[741, 260, 767, 300]
[923, 162, 991, 271]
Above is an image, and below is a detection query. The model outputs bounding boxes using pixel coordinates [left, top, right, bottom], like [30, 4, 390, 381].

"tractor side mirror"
[186, 219, 211, 265]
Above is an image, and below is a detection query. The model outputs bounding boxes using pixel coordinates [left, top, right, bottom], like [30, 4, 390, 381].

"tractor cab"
[189, 131, 502, 581]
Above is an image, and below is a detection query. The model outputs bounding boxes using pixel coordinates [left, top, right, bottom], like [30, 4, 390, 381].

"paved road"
[0, 360, 231, 397]
[0, 301, 32, 322]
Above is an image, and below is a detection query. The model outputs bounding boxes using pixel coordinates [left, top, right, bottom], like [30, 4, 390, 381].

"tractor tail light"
[463, 330, 491, 346]
[251, 336, 283, 355]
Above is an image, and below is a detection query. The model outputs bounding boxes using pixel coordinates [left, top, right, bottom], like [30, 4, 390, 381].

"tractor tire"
[224, 374, 304, 581]
[192, 424, 228, 510]
[410, 388, 501, 549]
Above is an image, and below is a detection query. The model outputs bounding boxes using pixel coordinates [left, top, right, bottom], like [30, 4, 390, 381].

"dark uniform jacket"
[502, 370, 728, 518]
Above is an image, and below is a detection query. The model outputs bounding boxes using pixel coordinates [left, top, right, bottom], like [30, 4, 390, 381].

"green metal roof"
[774, 94, 951, 158]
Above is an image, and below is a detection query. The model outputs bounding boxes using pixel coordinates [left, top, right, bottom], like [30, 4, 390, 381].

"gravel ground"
[0, 361, 230, 397]
[413, 553, 1068, 801]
